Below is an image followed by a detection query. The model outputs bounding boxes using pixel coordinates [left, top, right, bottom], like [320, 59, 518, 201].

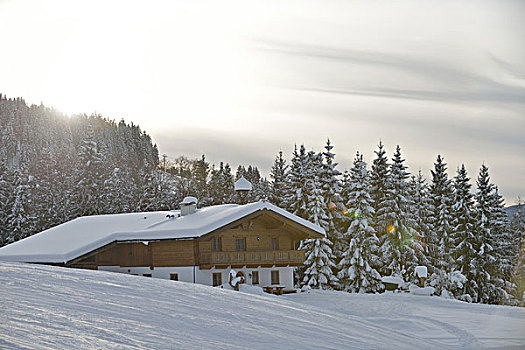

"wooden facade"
[68, 211, 318, 271]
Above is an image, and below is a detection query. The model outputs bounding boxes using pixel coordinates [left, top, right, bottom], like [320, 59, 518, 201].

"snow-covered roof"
[234, 176, 252, 191]
[415, 266, 428, 278]
[0, 201, 324, 264]
[180, 196, 198, 205]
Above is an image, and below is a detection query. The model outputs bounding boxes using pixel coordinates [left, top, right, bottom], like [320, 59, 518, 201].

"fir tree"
[409, 171, 433, 269]
[450, 164, 478, 301]
[193, 155, 210, 206]
[0, 162, 13, 245]
[300, 150, 338, 289]
[75, 123, 106, 216]
[474, 164, 505, 303]
[510, 200, 525, 301]
[270, 151, 288, 208]
[7, 170, 34, 242]
[285, 145, 310, 218]
[369, 141, 392, 235]
[319, 139, 344, 253]
[379, 145, 417, 280]
[301, 236, 338, 290]
[337, 152, 382, 293]
[429, 155, 454, 272]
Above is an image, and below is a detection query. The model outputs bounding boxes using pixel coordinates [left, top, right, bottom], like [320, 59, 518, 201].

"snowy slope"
[1, 263, 524, 350]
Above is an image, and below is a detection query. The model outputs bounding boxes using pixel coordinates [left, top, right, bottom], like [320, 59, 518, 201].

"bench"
[263, 285, 285, 295]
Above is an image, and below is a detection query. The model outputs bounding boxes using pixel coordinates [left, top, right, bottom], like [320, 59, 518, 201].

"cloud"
[256, 39, 525, 105]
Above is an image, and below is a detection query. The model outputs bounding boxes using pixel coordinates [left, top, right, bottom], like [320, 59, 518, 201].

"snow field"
[1, 262, 524, 349]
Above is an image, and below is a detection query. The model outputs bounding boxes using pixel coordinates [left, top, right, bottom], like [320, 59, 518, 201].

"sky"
[0, 0, 524, 204]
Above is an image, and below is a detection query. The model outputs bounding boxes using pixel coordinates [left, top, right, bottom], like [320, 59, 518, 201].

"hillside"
[1, 263, 524, 349]
[506, 204, 522, 220]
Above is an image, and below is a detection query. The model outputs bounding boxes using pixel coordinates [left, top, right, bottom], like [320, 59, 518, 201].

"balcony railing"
[199, 250, 305, 266]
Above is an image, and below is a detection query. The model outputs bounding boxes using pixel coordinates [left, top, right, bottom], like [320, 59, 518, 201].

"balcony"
[199, 250, 305, 267]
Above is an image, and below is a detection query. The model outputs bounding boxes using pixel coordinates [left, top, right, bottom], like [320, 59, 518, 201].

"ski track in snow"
[1, 262, 524, 350]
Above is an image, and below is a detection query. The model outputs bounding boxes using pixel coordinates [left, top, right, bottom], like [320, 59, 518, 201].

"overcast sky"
[1, 0, 524, 204]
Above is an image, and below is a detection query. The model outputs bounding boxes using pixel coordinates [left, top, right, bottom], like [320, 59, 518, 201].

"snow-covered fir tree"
[369, 141, 392, 236]
[0, 162, 13, 245]
[319, 139, 344, 252]
[473, 164, 505, 303]
[7, 170, 35, 242]
[510, 200, 525, 302]
[450, 164, 478, 301]
[428, 155, 454, 273]
[208, 162, 234, 205]
[193, 155, 210, 206]
[378, 145, 417, 280]
[269, 151, 288, 208]
[75, 123, 106, 216]
[337, 152, 382, 293]
[489, 187, 514, 297]
[301, 236, 338, 290]
[300, 150, 338, 289]
[409, 171, 433, 269]
[285, 145, 310, 218]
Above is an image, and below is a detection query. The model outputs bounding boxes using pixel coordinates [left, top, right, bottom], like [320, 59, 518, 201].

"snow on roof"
[0, 201, 324, 264]
[234, 176, 252, 191]
[415, 266, 428, 278]
[180, 196, 198, 205]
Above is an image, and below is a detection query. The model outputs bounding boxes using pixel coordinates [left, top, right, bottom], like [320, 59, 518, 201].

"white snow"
[180, 196, 198, 204]
[1, 262, 524, 349]
[381, 276, 405, 286]
[409, 285, 435, 296]
[234, 176, 252, 191]
[0, 201, 325, 264]
[415, 266, 428, 278]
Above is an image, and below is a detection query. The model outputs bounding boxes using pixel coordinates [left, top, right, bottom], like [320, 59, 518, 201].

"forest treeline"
[0, 95, 523, 305]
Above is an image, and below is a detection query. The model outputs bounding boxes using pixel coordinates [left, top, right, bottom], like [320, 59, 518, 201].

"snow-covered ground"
[1, 262, 524, 350]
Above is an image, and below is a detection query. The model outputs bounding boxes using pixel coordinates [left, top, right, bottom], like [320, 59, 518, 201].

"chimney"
[234, 176, 252, 205]
[180, 196, 198, 216]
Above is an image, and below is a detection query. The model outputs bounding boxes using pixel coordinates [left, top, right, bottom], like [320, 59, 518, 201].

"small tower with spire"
[234, 176, 252, 204]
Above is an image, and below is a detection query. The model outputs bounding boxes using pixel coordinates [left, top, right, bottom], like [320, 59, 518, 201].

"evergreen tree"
[450, 164, 479, 301]
[193, 155, 210, 206]
[379, 145, 417, 280]
[300, 236, 338, 290]
[337, 152, 382, 293]
[489, 187, 514, 297]
[369, 141, 392, 235]
[510, 200, 525, 301]
[75, 123, 106, 216]
[0, 162, 13, 245]
[474, 164, 505, 303]
[319, 139, 344, 252]
[208, 162, 234, 205]
[409, 171, 432, 269]
[429, 155, 454, 272]
[285, 145, 310, 218]
[270, 151, 288, 208]
[300, 150, 338, 289]
[7, 170, 34, 242]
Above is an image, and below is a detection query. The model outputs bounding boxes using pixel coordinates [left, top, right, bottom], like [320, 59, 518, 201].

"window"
[170, 273, 179, 281]
[251, 271, 259, 285]
[212, 273, 222, 287]
[235, 238, 245, 252]
[271, 270, 280, 285]
[143, 273, 152, 277]
[212, 237, 222, 251]
[271, 238, 279, 250]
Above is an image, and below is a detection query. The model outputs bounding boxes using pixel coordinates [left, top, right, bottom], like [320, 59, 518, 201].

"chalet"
[0, 180, 324, 292]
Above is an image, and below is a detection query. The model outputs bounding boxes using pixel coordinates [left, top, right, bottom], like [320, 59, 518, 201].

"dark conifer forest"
[0, 94, 523, 305]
